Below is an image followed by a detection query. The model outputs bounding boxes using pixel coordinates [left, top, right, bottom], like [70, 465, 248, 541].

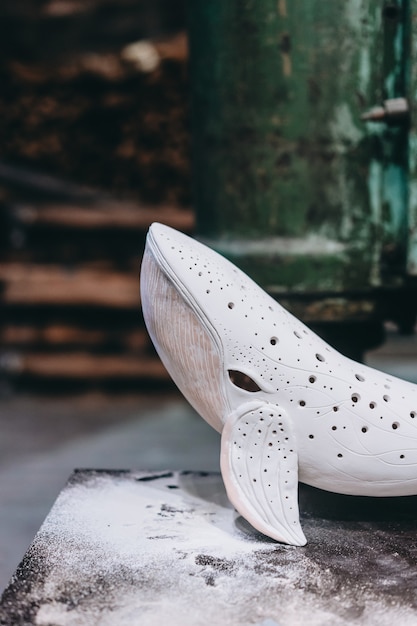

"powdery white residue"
[7, 471, 416, 626]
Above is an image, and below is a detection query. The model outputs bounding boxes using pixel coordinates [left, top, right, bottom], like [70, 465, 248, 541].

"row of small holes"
[352, 394, 391, 405]
[186, 242, 416, 441]
[287, 399, 409, 425]
[311, 421, 401, 438]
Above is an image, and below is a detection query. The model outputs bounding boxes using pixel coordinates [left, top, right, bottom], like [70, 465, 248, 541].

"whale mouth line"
[146, 226, 277, 398]
[146, 226, 224, 367]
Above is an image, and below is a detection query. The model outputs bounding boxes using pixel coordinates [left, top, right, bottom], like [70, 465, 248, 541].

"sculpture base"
[1, 470, 417, 626]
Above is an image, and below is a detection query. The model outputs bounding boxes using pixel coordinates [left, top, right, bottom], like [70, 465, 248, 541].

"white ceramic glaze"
[141, 223, 417, 546]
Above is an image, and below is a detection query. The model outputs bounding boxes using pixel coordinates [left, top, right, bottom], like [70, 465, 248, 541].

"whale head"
[140, 222, 294, 431]
[141, 222, 310, 545]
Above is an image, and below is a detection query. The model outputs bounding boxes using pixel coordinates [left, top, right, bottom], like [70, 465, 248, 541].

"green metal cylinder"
[188, 0, 410, 299]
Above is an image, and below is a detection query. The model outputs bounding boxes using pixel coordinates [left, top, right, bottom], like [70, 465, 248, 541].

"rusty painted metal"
[407, 0, 417, 275]
[188, 0, 411, 307]
[369, 0, 410, 283]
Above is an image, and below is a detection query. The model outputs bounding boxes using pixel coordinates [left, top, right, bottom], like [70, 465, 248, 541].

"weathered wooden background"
[0, 0, 191, 391]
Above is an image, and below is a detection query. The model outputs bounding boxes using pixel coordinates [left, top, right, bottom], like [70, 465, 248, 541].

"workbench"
[1, 469, 417, 625]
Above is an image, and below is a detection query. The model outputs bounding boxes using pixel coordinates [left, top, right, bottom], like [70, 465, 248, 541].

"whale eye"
[228, 370, 261, 392]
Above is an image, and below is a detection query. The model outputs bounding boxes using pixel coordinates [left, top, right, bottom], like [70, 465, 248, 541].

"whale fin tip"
[220, 403, 306, 546]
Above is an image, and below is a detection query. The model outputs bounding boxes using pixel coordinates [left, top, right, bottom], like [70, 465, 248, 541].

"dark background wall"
[0, 0, 192, 393]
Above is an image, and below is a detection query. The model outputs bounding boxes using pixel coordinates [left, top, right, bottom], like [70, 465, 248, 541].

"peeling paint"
[329, 104, 364, 147]
[409, 134, 417, 174]
[368, 160, 382, 227]
[407, 170, 417, 274]
[368, 159, 383, 286]
[407, 3, 417, 276]
[281, 52, 291, 77]
[344, 0, 369, 30]
[189, 0, 411, 303]
[278, 0, 287, 18]
[383, 163, 407, 237]
[205, 235, 347, 257]
[358, 47, 371, 97]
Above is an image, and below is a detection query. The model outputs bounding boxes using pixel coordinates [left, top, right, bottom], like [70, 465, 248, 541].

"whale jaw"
[140, 228, 227, 433]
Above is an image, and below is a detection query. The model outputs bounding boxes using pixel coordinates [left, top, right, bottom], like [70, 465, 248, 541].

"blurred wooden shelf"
[0, 351, 169, 380]
[10, 202, 194, 231]
[0, 263, 140, 308]
[0, 189, 193, 390]
[0, 14, 190, 392]
[0, 325, 149, 350]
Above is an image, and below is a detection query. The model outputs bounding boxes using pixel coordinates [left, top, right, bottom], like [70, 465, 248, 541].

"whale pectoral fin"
[220, 403, 306, 546]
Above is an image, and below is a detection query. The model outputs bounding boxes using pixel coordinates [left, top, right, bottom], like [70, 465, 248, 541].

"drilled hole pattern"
[144, 224, 417, 501]
[229, 406, 301, 537]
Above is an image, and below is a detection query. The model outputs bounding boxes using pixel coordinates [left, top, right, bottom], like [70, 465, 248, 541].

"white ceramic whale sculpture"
[140, 223, 417, 546]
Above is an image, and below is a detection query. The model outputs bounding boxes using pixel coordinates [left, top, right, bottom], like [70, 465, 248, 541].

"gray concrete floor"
[1, 329, 417, 594]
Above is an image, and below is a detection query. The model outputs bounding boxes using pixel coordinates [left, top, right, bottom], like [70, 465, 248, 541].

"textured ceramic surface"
[141, 223, 417, 546]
